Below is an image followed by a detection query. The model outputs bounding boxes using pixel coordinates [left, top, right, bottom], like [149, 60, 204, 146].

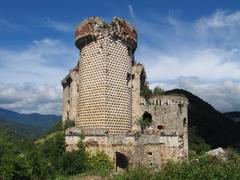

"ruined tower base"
[65, 127, 187, 172]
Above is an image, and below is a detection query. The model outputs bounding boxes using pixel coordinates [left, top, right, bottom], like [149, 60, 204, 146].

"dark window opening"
[132, 74, 135, 80]
[140, 111, 153, 132]
[148, 152, 152, 155]
[116, 152, 128, 172]
[183, 118, 187, 126]
[143, 111, 152, 122]
[178, 103, 183, 113]
[157, 125, 164, 130]
[127, 73, 131, 87]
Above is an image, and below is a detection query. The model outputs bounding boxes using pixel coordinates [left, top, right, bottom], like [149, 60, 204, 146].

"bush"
[87, 150, 114, 176]
[113, 149, 240, 180]
[114, 166, 151, 180]
[154, 150, 240, 180]
[189, 127, 211, 156]
[153, 86, 164, 95]
[61, 150, 88, 176]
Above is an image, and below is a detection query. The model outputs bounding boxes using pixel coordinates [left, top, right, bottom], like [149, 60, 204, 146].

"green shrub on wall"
[87, 150, 114, 176]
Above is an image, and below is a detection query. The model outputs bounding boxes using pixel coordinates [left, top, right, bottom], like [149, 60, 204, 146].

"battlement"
[75, 16, 137, 52]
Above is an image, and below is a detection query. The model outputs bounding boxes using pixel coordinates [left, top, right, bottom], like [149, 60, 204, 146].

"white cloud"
[0, 38, 78, 85]
[0, 38, 78, 114]
[151, 77, 240, 112]
[43, 18, 75, 33]
[1, 10, 240, 114]
[134, 10, 240, 112]
[0, 82, 62, 114]
[128, 4, 135, 18]
[196, 10, 240, 28]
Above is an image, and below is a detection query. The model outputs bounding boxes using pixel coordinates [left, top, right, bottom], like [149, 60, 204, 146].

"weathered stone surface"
[62, 16, 189, 172]
[207, 147, 227, 161]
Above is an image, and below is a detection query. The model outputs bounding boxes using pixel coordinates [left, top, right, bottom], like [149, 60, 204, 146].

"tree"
[153, 86, 164, 95]
[140, 68, 153, 100]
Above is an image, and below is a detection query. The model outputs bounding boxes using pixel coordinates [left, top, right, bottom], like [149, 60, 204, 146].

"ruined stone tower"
[62, 16, 189, 171]
[74, 17, 137, 135]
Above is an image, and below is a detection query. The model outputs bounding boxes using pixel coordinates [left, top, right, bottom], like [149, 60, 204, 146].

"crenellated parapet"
[75, 16, 137, 52]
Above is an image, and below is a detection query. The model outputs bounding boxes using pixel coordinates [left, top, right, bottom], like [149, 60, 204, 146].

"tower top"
[75, 16, 137, 52]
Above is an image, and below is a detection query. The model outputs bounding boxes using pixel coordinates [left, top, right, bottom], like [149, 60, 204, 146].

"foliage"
[0, 127, 113, 179]
[113, 149, 240, 180]
[64, 119, 75, 130]
[140, 67, 153, 100]
[153, 150, 240, 180]
[47, 120, 63, 134]
[138, 117, 152, 132]
[153, 86, 164, 95]
[61, 150, 88, 176]
[113, 166, 152, 180]
[188, 127, 211, 156]
[139, 68, 165, 100]
[140, 84, 153, 100]
[87, 150, 114, 176]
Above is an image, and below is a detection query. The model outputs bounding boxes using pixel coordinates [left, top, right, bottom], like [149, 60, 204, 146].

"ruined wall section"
[61, 69, 78, 125]
[65, 129, 184, 171]
[140, 95, 189, 159]
[132, 63, 144, 132]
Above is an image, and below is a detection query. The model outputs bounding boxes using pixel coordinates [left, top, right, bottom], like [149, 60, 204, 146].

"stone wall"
[61, 69, 78, 125]
[65, 128, 185, 172]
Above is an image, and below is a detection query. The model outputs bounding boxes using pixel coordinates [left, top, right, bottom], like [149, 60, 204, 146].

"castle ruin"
[62, 16, 188, 172]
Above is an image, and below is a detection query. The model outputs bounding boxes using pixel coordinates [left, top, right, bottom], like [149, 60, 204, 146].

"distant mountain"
[165, 89, 240, 149]
[223, 112, 240, 123]
[0, 117, 45, 138]
[0, 108, 61, 137]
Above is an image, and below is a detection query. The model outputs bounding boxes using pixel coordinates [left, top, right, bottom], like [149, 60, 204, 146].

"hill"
[0, 117, 45, 138]
[0, 108, 60, 138]
[223, 112, 240, 123]
[165, 89, 240, 149]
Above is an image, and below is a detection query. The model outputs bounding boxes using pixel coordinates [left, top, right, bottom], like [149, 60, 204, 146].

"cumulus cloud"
[0, 38, 78, 114]
[0, 82, 62, 114]
[0, 38, 78, 84]
[151, 77, 240, 112]
[1, 10, 240, 114]
[134, 10, 240, 112]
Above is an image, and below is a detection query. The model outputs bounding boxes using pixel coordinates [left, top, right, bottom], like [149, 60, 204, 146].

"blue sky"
[0, 0, 240, 114]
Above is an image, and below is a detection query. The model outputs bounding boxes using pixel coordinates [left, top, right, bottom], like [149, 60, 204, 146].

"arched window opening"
[116, 152, 128, 172]
[140, 111, 153, 132]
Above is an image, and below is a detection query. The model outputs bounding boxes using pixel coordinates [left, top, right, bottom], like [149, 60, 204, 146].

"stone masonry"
[62, 16, 189, 172]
